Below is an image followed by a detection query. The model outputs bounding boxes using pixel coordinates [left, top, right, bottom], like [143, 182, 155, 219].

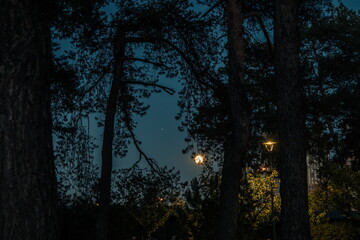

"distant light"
[260, 166, 268, 172]
[194, 154, 205, 165]
[263, 141, 277, 152]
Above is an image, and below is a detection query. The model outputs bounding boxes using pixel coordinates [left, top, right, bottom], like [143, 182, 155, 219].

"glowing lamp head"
[263, 141, 277, 152]
[194, 154, 205, 165]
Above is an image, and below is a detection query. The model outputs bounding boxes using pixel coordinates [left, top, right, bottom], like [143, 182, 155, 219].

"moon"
[194, 154, 204, 165]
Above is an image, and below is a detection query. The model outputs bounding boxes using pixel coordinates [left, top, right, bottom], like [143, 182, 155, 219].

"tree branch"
[121, 91, 163, 176]
[124, 80, 175, 95]
[126, 36, 223, 94]
[201, 0, 224, 18]
[79, 60, 114, 99]
[125, 57, 172, 69]
[127, 121, 163, 175]
[244, 12, 274, 59]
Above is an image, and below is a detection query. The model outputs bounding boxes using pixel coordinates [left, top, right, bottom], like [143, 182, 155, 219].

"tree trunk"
[0, 0, 58, 239]
[218, 0, 250, 239]
[96, 30, 126, 240]
[274, 0, 311, 239]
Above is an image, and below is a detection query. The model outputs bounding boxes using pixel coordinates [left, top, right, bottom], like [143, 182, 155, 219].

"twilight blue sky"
[342, 0, 360, 9]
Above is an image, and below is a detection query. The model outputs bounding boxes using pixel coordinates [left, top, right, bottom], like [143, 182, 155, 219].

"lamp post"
[263, 140, 277, 240]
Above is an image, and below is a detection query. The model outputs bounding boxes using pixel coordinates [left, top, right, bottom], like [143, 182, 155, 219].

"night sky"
[60, 0, 360, 182]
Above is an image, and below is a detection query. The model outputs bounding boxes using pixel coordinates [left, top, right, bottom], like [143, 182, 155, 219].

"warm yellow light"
[263, 141, 277, 152]
[194, 154, 205, 165]
[260, 166, 268, 172]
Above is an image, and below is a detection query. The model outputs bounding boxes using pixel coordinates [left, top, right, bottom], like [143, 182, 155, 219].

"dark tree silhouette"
[0, 0, 59, 239]
[218, 0, 251, 239]
[303, 3, 360, 167]
[53, 1, 200, 239]
[275, 0, 311, 239]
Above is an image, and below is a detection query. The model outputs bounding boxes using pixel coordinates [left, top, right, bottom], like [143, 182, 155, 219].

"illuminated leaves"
[240, 168, 280, 230]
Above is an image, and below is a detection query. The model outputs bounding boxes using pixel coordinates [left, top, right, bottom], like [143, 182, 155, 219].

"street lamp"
[263, 141, 276, 152]
[263, 140, 277, 240]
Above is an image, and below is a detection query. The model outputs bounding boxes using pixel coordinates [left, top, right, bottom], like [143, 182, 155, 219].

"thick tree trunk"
[218, 0, 250, 239]
[274, 0, 311, 239]
[96, 30, 126, 240]
[0, 0, 58, 239]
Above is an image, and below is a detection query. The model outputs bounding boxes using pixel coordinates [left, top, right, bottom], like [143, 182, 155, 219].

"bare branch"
[126, 118, 163, 176]
[217, 33, 227, 41]
[120, 88, 163, 176]
[124, 80, 175, 95]
[129, 154, 142, 170]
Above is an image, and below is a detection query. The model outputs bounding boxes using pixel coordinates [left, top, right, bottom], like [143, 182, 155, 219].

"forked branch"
[125, 117, 163, 176]
[121, 92, 163, 176]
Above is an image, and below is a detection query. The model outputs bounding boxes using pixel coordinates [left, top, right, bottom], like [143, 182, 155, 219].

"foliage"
[176, 0, 333, 170]
[307, 162, 360, 239]
[184, 169, 221, 239]
[55, 125, 99, 206]
[303, 3, 360, 165]
[113, 167, 184, 238]
[317, 162, 360, 215]
[311, 223, 360, 240]
[47, 0, 360, 238]
[308, 188, 328, 224]
[241, 168, 280, 230]
[183, 166, 281, 239]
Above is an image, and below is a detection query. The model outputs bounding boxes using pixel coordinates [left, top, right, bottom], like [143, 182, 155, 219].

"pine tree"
[0, 0, 59, 239]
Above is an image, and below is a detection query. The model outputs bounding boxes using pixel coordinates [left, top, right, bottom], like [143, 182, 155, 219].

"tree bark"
[0, 0, 58, 239]
[96, 30, 126, 240]
[274, 0, 311, 239]
[218, 0, 250, 239]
